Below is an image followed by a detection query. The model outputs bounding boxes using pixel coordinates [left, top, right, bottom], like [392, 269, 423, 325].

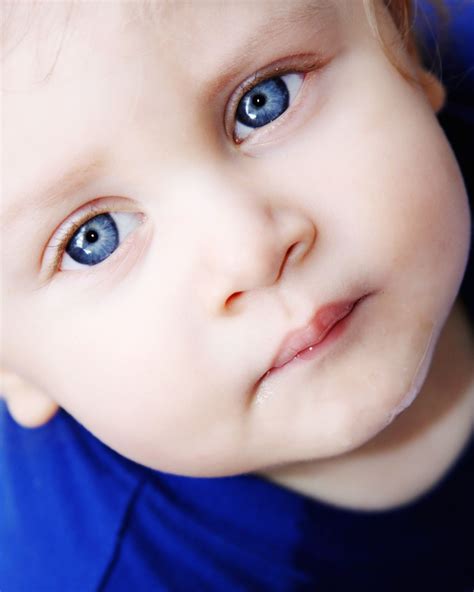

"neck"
[257, 297, 474, 511]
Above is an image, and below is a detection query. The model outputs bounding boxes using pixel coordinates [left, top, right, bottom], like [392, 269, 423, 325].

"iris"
[66, 213, 119, 265]
[236, 76, 290, 129]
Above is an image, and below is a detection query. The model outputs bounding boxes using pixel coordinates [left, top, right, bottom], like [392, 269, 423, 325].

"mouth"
[266, 293, 370, 375]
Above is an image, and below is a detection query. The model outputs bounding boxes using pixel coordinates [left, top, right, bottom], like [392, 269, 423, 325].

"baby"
[1, 0, 473, 589]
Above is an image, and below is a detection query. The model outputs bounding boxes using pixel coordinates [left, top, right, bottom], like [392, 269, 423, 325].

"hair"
[363, 0, 450, 83]
[366, 0, 415, 46]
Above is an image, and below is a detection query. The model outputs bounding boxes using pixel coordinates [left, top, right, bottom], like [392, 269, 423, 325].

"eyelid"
[41, 196, 144, 277]
[224, 53, 328, 143]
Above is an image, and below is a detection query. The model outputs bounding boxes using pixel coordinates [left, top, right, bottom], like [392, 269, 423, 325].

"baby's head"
[1, 0, 471, 476]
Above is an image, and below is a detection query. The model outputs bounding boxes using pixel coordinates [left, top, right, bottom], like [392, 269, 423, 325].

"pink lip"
[270, 296, 365, 371]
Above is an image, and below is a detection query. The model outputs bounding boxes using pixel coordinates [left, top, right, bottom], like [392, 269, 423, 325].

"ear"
[417, 68, 446, 114]
[1, 368, 59, 428]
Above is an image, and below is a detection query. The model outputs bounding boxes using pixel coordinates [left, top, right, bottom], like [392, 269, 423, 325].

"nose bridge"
[211, 197, 278, 289]
[179, 163, 276, 268]
[178, 163, 317, 313]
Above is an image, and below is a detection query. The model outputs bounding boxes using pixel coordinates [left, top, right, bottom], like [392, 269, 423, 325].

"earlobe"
[418, 69, 446, 114]
[1, 369, 59, 428]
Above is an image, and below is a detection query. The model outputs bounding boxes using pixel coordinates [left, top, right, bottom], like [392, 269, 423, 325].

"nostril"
[225, 291, 244, 308]
[287, 234, 314, 265]
[277, 242, 298, 280]
[285, 242, 298, 262]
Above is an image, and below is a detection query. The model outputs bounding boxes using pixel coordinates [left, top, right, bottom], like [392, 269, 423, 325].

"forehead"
[2, 1, 342, 93]
[2, 0, 345, 228]
[2, 0, 340, 59]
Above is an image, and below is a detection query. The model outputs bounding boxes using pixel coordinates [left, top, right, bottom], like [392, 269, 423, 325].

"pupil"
[86, 229, 99, 243]
[252, 93, 266, 108]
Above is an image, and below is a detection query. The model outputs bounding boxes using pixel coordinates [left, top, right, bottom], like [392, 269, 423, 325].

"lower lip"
[266, 296, 366, 377]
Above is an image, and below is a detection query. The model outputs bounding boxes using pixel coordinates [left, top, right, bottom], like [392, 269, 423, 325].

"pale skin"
[1, 0, 473, 511]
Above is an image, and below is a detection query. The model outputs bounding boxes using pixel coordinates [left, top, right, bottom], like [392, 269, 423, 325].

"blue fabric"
[1, 4, 474, 591]
[1, 400, 473, 592]
[0, 402, 144, 591]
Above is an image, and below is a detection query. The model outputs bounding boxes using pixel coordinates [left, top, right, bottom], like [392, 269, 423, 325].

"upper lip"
[269, 295, 365, 370]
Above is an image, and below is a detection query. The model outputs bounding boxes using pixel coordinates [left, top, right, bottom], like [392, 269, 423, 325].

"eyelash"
[44, 200, 143, 275]
[227, 54, 326, 143]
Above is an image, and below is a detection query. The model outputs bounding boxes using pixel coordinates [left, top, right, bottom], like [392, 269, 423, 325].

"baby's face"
[2, 1, 470, 475]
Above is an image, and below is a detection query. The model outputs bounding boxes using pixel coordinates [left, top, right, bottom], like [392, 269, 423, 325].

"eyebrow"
[203, 0, 339, 101]
[1, 157, 107, 230]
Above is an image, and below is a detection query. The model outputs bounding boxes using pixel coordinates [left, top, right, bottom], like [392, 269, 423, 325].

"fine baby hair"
[1, 0, 473, 590]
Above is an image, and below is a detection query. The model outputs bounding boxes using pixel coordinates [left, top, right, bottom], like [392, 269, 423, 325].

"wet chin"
[325, 323, 439, 456]
[266, 321, 442, 467]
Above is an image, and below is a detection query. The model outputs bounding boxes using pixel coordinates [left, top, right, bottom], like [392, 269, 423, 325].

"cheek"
[363, 119, 470, 316]
[285, 67, 470, 309]
[349, 65, 471, 299]
[47, 311, 201, 430]
[2, 289, 196, 458]
[19, 288, 246, 473]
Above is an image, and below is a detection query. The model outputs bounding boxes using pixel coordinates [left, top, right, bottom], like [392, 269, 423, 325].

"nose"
[201, 185, 317, 314]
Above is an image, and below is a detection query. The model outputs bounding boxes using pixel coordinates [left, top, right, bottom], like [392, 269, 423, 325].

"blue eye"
[234, 72, 304, 142]
[60, 211, 142, 270]
[65, 213, 119, 266]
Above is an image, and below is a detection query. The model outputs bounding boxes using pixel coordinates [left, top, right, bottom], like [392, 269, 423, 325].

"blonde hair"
[363, 0, 448, 82]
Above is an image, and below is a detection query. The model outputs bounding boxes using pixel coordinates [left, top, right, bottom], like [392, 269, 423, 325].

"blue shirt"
[1, 401, 473, 592]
